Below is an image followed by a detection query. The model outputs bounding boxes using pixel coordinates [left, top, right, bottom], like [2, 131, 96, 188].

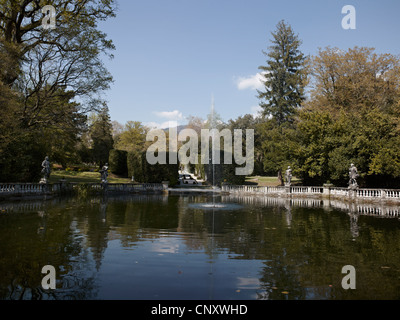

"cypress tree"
[90, 106, 114, 167]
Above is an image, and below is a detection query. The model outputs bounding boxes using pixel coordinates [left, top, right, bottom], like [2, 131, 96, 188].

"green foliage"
[142, 152, 179, 186]
[0, 131, 45, 182]
[127, 151, 144, 182]
[108, 149, 128, 176]
[257, 20, 308, 126]
[257, 44, 400, 188]
[203, 150, 246, 186]
[0, 0, 115, 101]
[90, 106, 114, 167]
[256, 20, 308, 184]
[258, 119, 298, 185]
[293, 110, 335, 184]
[221, 163, 246, 186]
[294, 47, 400, 187]
[294, 106, 400, 187]
[0, 1, 116, 182]
[127, 151, 179, 185]
[114, 121, 149, 153]
[226, 114, 265, 176]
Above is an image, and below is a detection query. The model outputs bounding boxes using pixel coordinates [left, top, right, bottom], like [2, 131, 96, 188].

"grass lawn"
[245, 175, 300, 187]
[49, 171, 299, 187]
[50, 170, 132, 184]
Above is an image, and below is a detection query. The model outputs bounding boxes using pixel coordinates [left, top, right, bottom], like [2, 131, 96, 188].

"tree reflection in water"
[0, 194, 400, 300]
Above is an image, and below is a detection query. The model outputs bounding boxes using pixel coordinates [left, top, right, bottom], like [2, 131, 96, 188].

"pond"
[0, 194, 399, 300]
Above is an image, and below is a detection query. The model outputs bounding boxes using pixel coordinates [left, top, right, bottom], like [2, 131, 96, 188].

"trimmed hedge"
[127, 151, 179, 186]
[203, 150, 246, 186]
[127, 151, 144, 182]
[108, 149, 128, 176]
[111, 147, 244, 186]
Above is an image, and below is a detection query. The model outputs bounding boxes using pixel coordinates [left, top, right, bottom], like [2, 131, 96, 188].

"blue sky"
[98, 0, 400, 128]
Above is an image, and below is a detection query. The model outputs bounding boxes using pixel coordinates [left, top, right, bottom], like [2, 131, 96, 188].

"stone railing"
[221, 185, 286, 195]
[103, 183, 164, 192]
[222, 185, 324, 196]
[222, 184, 400, 202]
[222, 194, 400, 218]
[0, 182, 167, 198]
[0, 183, 49, 194]
[330, 187, 400, 201]
[291, 186, 324, 194]
[329, 187, 349, 197]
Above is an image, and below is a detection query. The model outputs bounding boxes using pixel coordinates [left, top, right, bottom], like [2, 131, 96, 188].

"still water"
[0, 194, 400, 300]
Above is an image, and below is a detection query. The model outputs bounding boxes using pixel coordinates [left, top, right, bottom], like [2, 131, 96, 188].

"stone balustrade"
[105, 183, 164, 192]
[222, 194, 400, 217]
[0, 183, 47, 194]
[1, 181, 399, 203]
[0, 182, 166, 198]
[222, 185, 286, 195]
[222, 184, 400, 202]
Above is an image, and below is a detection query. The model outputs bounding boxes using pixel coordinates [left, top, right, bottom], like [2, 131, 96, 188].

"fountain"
[187, 96, 243, 301]
[188, 96, 242, 212]
[187, 201, 243, 210]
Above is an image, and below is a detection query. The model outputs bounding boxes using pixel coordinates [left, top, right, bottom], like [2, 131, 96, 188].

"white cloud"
[236, 72, 267, 90]
[144, 121, 163, 129]
[250, 105, 263, 118]
[146, 109, 184, 129]
[153, 110, 184, 120]
[145, 120, 178, 129]
[236, 277, 261, 289]
[150, 238, 181, 254]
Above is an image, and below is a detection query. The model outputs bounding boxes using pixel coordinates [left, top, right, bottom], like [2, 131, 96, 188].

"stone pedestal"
[162, 181, 169, 194]
[323, 184, 333, 197]
[348, 184, 358, 200]
[285, 184, 291, 195]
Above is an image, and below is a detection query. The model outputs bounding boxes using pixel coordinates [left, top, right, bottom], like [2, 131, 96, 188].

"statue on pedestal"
[40, 156, 51, 184]
[285, 166, 292, 186]
[348, 163, 359, 189]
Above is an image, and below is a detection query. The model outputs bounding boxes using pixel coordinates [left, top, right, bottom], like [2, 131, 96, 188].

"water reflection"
[187, 202, 243, 210]
[224, 194, 400, 240]
[0, 194, 400, 300]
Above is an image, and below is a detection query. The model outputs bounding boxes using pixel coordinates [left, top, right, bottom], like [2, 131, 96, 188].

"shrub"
[204, 150, 246, 186]
[127, 151, 144, 182]
[141, 151, 179, 186]
[108, 149, 128, 176]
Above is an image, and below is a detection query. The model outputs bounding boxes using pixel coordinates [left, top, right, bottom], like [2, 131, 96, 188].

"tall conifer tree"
[90, 106, 114, 167]
[257, 20, 307, 126]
